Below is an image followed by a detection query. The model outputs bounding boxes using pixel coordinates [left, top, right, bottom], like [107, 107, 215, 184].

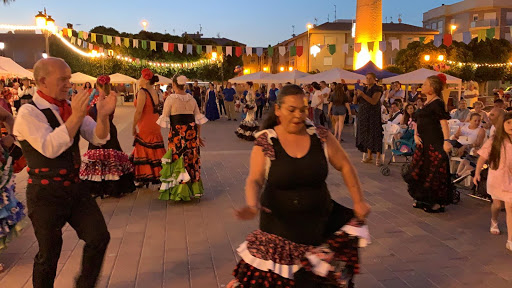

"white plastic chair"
[382, 123, 401, 163]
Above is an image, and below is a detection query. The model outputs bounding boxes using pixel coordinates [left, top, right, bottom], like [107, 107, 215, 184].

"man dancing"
[13, 57, 116, 288]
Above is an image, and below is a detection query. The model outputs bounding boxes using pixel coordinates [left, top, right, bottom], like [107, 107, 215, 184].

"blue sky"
[0, 0, 460, 46]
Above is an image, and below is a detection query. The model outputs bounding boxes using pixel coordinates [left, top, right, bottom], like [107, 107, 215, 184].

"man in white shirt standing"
[13, 57, 116, 288]
[320, 81, 332, 129]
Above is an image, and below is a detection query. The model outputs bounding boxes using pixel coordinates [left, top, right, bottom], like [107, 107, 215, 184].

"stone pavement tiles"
[0, 106, 511, 287]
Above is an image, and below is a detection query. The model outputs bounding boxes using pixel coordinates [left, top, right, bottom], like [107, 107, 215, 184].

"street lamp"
[42, 51, 48, 59]
[0, 42, 4, 56]
[35, 9, 54, 57]
[307, 23, 313, 72]
[423, 55, 431, 61]
[450, 25, 457, 35]
[288, 66, 293, 72]
[437, 55, 445, 61]
[279, 66, 285, 72]
[141, 20, 148, 31]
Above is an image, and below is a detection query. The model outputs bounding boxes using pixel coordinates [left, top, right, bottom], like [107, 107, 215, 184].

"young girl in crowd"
[474, 112, 512, 252]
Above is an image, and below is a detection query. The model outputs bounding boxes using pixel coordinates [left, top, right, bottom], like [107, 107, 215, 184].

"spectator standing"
[407, 85, 420, 104]
[463, 82, 479, 107]
[205, 83, 220, 121]
[255, 87, 264, 120]
[223, 82, 237, 121]
[320, 81, 332, 129]
[192, 81, 202, 109]
[268, 83, 278, 108]
[217, 85, 227, 117]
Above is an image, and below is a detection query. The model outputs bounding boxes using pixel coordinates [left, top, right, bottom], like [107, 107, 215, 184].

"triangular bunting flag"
[290, 46, 296, 56]
[150, 41, 156, 51]
[98, 47, 104, 53]
[206, 45, 212, 54]
[102, 35, 107, 44]
[82, 41, 87, 48]
[342, 43, 349, 54]
[256, 47, 263, 57]
[279, 46, 286, 56]
[419, 37, 426, 43]
[235, 46, 242, 57]
[486, 28, 495, 39]
[70, 36, 76, 44]
[296, 46, 303, 57]
[379, 41, 386, 52]
[133, 39, 139, 48]
[226, 46, 233, 56]
[83, 32, 88, 40]
[141, 40, 147, 50]
[443, 34, 453, 46]
[354, 43, 362, 53]
[367, 42, 374, 52]
[62, 28, 67, 37]
[187, 44, 193, 54]
[328, 44, 336, 55]
[77, 39, 82, 46]
[391, 39, 400, 50]
[268, 46, 274, 57]
[91, 33, 96, 43]
[434, 34, 442, 47]
[463, 31, 472, 44]
[178, 43, 183, 53]
[163, 42, 169, 52]
[89, 43, 93, 50]
[78, 31, 83, 39]
[478, 30, 486, 42]
[115, 37, 121, 46]
[107, 36, 113, 44]
[59, 30, 63, 37]
[124, 38, 130, 48]
[246, 47, 252, 56]
[169, 43, 175, 53]
[67, 29, 72, 38]
[196, 45, 203, 54]
[216, 46, 223, 55]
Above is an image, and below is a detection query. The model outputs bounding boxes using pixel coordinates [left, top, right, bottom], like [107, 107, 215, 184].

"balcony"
[470, 19, 498, 29]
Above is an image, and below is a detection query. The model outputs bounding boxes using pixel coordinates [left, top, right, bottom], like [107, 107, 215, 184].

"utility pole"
[292, 25, 295, 37]
[334, 4, 337, 21]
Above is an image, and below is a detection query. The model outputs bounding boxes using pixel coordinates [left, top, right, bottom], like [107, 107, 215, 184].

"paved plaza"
[0, 105, 511, 288]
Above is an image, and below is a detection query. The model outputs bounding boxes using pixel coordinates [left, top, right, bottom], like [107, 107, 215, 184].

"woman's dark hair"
[403, 104, 415, 125]
[84, 82, 92, 89]
[149, 75, 159, 85]
[173, 75, 186, 91]
[367, 72, 377, 81]
[427, 75, 444, 97]
[489, 112, 512, 170]
[261, 84, 305, 130]
[246, 81, 253, 88]
[311, 82, 321, 90]
[332, 84, 348, 106]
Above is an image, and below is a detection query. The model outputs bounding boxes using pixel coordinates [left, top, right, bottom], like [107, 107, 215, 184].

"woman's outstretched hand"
[234, 206, 271, 220]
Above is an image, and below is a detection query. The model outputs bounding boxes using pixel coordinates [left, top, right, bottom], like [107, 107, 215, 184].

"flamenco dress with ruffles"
[235, 91, 259, 141]
[228, 122, 371, 288]
[0, 154, 25, 256]
[131, 89, 166, 184]
[79, 97, 135, 198]
[157, 93, 208, 201]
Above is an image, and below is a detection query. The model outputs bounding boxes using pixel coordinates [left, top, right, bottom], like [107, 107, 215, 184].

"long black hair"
[260, 84, 305, 130]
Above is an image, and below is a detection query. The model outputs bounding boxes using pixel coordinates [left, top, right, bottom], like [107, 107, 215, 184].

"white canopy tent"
[296, 68, 366, 84]
[229, 71, 271, 84]
[109, 73, 137, 84]
[156, 74, 173, 85]
[264, 70, 310, 84]
[382, 68, 463, 102]
[0, 56, 33, 79]
[70, 72, 96, 84]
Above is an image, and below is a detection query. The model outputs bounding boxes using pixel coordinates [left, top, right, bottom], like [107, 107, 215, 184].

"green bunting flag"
[486, 28, 495, 39]
[290, 46, 296, 56]
[268, 46, 274, 57]
[196, 45, 202, 54]
[328, 44, 336, 55]
[102, 35, 107, 44]
[141, 40, 147, 50]
[419, 36, 425, 43]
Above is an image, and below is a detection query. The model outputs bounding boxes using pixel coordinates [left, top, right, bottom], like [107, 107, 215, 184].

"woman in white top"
[310, 82, 324, 126]
[465, 101, 490, 128]
[452, 112, 486, 156]
[157, 75, 207, 201]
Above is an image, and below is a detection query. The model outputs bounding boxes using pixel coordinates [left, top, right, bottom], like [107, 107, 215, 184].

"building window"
[324, 36, 336, 45]
[345, 57, 353, 66]
[473, 14, 478, 21]
[425, 24, 431, 29]
[432, 22, 437, 30]
[324, 56, 333, 66]
[437, 20, 444, 32]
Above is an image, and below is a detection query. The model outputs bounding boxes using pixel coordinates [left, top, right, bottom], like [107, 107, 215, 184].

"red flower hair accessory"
[97, 75, 110, 86]
[141, 68, 154, 80]
[437, 73, 447, 85]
